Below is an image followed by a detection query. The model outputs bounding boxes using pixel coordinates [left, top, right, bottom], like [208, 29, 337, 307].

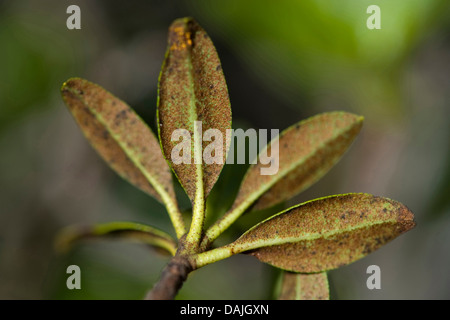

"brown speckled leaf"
[229, 193, 415, 272]
[61, 78, 176, 205]
[238, 112, 363, 212]
[157, 17, 231, 203]
[278, 272, 329, 300]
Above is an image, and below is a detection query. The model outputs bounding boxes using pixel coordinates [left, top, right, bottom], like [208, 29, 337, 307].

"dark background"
[0, 0, 449, 299]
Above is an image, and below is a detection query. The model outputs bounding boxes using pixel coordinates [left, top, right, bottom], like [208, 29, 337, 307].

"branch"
[145, 256, 193, 300]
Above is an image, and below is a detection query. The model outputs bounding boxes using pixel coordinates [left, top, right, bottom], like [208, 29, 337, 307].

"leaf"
[55, 221, 177, 256]
[157, 17, 232, 203]
[224, 193, 415, 272]
[278, 272, 329, 300]
[61, 78, 170, 202]
[203, 112, 363, 245]
[237, 112, 363, 212]
[240, 194, 415, 272]
[61, 78, 185, 238]
[157, 18, 232, 246]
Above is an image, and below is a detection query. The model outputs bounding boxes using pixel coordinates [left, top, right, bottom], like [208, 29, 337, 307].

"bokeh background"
[0, 0, 449, 299]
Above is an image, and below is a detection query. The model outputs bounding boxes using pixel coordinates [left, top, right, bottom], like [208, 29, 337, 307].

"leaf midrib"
[232, 218, 398, 253]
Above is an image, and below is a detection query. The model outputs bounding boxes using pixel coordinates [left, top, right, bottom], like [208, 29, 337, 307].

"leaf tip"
[336, 111, 364, 128]
[60, 77, 86, 101]
[356, 115, 365, 127]
[348, 112, 364, 129]
[167, 17, 198, 51]
[61, 77, 79, 89]
[397, 203, 416, 233]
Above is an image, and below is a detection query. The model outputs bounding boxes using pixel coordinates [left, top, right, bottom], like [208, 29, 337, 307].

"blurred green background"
[0, 0, 449, 299]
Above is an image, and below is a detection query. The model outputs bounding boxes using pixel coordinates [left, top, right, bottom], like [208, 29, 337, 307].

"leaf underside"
[231, 193, 415, 272]
[278, 272, 329, 300]
[61, 78, 176, 205]
[233, 112, 364, 213]
[157, 17, 232, 203]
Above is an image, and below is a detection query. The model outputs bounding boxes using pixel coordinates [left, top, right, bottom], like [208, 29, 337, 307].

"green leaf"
[157, 17, 232, 247]
[203, 112, 363, 246]
[56, 221, 177, 256]
[278, 272, 329, 300]
[61, 78, 185, 238]
[194, 194, 415, 272]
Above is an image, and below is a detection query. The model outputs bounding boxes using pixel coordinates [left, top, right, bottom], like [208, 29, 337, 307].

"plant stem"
[164, 197, 187, 239]
[145, 255, 193, 300]
[200, 201, 248, 249]
[184, 120, 206, 250]
[192, 245, 235, 269]
[185, 194, 205, 251]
